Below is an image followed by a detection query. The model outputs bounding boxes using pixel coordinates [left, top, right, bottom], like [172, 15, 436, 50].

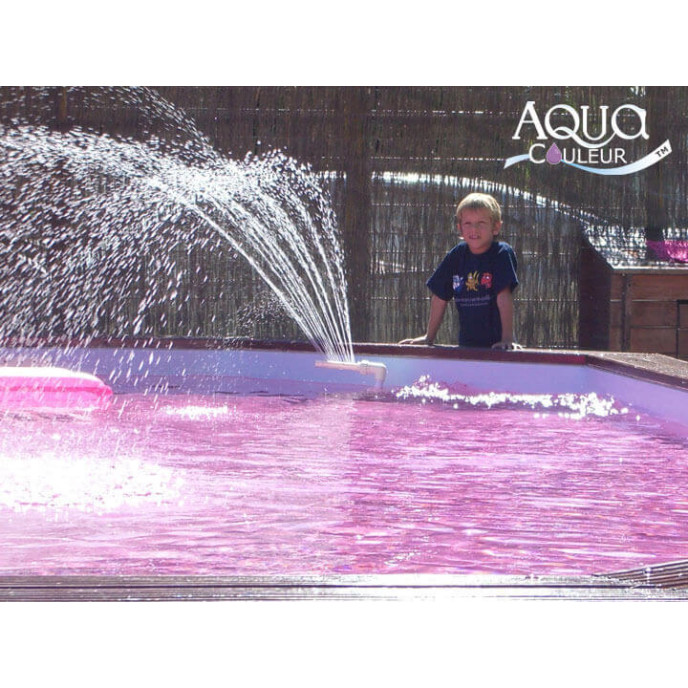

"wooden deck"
[3, 566, 688, 602]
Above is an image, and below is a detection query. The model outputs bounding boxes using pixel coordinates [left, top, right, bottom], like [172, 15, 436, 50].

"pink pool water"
[1, 380, 687, 577]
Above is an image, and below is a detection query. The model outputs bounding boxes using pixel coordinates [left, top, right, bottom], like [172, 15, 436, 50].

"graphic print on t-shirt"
[454, 271, 494, 296]
[465, 271, 480, 291]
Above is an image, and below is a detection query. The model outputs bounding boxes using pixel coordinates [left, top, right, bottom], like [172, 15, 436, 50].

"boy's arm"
[400, 294, 448, 345]
[492, 287, 516, 349]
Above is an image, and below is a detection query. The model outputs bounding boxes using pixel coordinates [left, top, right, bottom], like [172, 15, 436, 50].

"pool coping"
[3, 336, 688, 392]
[355, 342, 688, 392]
[2, 337, 687, 602]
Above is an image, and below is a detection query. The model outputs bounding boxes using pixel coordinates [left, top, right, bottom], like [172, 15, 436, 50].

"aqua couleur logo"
[504, 101, 671, 175]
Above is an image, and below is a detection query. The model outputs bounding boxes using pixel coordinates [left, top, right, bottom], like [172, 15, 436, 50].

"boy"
[400, 192, 519, 349]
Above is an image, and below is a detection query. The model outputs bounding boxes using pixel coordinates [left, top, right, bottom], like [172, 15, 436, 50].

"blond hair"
[455, 193, 502, 224]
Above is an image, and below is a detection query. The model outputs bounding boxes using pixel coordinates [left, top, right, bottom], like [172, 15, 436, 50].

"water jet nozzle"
[315, 359, 387, 388]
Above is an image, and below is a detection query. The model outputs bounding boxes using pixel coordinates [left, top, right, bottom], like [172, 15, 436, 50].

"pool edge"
[1, 571, 686, 602]
[3, 336, 687, 390]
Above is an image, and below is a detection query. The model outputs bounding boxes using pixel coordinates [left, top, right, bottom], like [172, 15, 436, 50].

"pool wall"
[1, 339, 686, 429]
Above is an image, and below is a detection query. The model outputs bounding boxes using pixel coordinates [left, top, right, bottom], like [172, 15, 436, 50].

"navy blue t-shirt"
[426, 241, 518, 347]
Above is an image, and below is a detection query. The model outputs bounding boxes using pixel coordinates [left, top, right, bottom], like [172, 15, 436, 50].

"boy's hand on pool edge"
[491, 340, 523, 351]
[399, 335, 434, 346]
[400, 296, 447, 347]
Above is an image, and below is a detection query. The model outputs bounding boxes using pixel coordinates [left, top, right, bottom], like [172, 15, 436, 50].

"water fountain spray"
[0, 87, 368, 369]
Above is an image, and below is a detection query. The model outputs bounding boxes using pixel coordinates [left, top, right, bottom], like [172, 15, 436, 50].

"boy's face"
[457, 207, 501, 255]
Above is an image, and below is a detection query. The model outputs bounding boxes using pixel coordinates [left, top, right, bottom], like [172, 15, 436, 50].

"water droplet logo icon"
[546, 142, 562, 165]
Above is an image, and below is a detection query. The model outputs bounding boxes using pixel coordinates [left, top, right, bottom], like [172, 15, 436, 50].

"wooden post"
[340, 87, 373, 342]
[54, 87, 69, 131]
[678, 300, 688, 359]
[644, 87, 669, 248]
[621, 273, 633, 351]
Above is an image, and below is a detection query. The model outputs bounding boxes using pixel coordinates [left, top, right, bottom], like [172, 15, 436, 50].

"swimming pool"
[1, 339, 687, 599]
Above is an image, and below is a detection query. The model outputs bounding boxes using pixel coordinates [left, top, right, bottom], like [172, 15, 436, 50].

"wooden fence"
[1, 86, 687, 349]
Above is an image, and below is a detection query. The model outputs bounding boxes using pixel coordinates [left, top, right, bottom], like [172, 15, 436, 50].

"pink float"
[0, 367, 113, 410]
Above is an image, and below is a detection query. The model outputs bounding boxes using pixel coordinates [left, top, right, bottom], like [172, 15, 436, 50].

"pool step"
[601, 559, 688, 588]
